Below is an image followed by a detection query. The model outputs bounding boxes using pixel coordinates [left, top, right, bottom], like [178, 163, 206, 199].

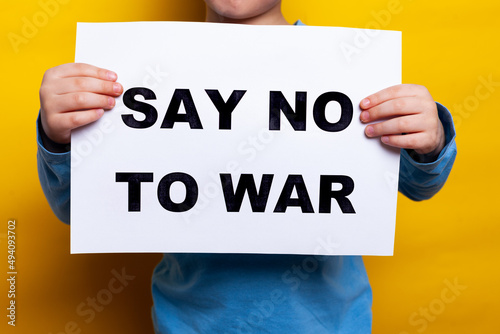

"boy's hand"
[39, 63, 123, 144]
[359, 84, 445, 160]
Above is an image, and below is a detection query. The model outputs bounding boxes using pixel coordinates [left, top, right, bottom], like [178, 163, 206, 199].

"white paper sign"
[72, 22, 401, 255]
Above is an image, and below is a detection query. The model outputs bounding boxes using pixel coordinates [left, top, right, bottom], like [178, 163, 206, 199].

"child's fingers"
[47, 92, 116, 114]
[360, 84, 428, 109]
[57, 109, 106, 132]
[378, 132, 428, 151]
[43, 109, 105, 144]
[364, 114, 426, 138]
[364, 110, 444, 154]
[360, 96, 423, 123]
[47, 63, 117, 81]
[56, 77, 123, 96]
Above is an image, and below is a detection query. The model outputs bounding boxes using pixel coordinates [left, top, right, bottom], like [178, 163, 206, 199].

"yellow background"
[1, 0, 499, 333]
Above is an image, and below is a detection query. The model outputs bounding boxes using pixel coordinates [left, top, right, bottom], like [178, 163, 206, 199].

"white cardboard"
[71, 22, 401, 255]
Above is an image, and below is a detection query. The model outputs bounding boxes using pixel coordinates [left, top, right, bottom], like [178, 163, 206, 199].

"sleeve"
[398, 102, 457, 201]
[36, 115, 71, 224]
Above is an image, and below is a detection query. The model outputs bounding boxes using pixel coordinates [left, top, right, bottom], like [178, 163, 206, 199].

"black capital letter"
[161, 89, 203, 129]
[122, 88, 158, 129]
[157, 172, 198, 212]
[319, 175, 355, 214]
[274, 175, 314, 213]
[220, 174, 274, 212]
[269, 91, 307, 131]
[115, 172, 154, 212]
[206, 90, 247, 130]
[313, 92, 353, 132]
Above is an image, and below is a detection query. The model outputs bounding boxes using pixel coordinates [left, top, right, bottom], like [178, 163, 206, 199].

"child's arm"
[37, 63, 123, 223]
[360, 84, 457, 200]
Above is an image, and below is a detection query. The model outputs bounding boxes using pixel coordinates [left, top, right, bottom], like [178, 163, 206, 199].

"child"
[37, 1, 457, 332]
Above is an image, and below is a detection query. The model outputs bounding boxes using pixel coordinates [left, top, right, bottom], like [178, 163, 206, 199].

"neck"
[205, 3, 289, 25]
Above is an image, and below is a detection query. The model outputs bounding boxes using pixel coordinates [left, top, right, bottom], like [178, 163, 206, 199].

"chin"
[205, 0, 281, 21]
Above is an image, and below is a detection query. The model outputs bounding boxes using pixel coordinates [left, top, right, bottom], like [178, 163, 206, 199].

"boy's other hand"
[359, 84, 445, 160]
[39, 63, 123, 144]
